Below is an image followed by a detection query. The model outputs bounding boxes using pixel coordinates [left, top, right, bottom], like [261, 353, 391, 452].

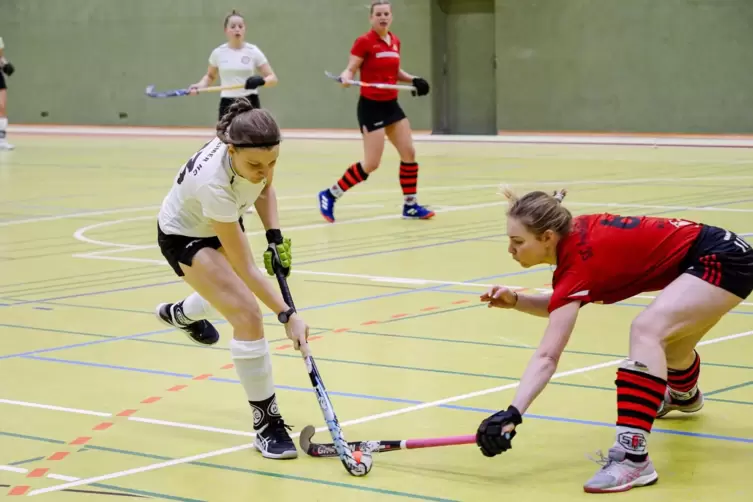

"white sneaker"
[0, 142, 14, 150]
[583, 448, 658, 493]
[656, 388, 704, 418]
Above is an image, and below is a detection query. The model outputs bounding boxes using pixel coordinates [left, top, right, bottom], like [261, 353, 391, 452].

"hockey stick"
[299, 425, 476, 457]
[144, 83, 245, 98]
[271, 263, 373, 476]
[324, 70, 416, 91]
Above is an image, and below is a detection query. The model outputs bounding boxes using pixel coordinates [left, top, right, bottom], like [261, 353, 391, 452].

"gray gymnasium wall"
[495, 0, 753, 134]
[2, 0, 753, 133]
[0, 0, 432, 129]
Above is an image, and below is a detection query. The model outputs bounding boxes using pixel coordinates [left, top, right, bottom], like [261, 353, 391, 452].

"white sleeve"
[197, 184, 239, 223]
[0, 38, 5, 50]
[208, 48, 220, 67]
[252, 46, 268, 67]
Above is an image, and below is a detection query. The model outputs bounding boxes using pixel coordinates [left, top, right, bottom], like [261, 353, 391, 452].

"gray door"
[432, 0, 497, 135]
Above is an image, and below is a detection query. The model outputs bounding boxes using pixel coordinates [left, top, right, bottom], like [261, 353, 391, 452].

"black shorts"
[157, 218, 245, 277]
[219, 94, 261, 120]
[0, 72, 6, 90]
[680, 224, 753, 299]
[357, 96, 406, 133]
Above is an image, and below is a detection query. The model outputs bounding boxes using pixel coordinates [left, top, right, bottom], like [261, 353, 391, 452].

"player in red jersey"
[474, 188, 753, 493]
[317, 0, 433, 223]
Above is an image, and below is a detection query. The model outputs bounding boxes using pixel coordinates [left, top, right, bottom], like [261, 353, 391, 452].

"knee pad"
[230, 338, 269, 360]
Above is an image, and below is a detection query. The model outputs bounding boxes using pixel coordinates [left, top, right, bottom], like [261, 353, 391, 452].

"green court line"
[0, 431, 457, 502]
[8, 456, 45, 465]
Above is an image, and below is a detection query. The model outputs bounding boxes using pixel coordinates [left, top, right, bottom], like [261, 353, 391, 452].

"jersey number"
[176, 141, 211, 185]
[599, 216, 640, 230]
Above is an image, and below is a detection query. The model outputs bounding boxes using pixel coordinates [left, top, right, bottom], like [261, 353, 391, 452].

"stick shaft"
[306, 434, 476, 457]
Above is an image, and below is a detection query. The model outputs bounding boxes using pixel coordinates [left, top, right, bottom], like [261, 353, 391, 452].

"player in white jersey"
[0, 36, 15, 150]
[155, 98, 306, 459]
[189, 10, 278, 119]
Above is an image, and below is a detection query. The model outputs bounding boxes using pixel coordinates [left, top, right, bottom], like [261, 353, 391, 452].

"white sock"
[230, 338, 275, 400]
[179, 292, 214, 322]
[404, 195, 417, 205]
[0, 117, 7, 142]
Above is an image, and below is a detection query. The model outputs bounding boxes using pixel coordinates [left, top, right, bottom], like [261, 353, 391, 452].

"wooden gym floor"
[0, 131, 751, 501]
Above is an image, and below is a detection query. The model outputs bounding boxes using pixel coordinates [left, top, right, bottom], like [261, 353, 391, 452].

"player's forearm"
[514, 293, 551, 318]
[253, 185, 280, 230]
[397, 69, 414, 83]
[262, 73, 278, 88]
[510, 352, 558, 414]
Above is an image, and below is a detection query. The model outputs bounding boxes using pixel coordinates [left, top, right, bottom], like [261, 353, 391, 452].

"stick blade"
[299, 425, 316, 452]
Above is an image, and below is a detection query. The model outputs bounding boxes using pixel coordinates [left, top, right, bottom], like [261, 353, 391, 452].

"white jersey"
[158, 138, 267, 238]
[209, 43, 268, 98]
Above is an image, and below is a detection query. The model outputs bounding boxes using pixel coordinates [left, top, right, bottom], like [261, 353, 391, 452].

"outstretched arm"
[510, 300, 580, 413]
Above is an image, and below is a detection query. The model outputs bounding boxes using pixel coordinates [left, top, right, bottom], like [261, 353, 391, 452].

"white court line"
[127, 417, 256, 437]
[0, 465, 83, 484]
[25, 327, 753, 496]
[5, 175, 753, 228]
[13, 124, 753, 148]
[0, 399, 112, 417]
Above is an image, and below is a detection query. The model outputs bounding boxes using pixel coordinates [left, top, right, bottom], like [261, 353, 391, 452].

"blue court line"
[6, 315, 753, 372]
[0, 326, 176, 361]
[0, 267, 547, 362]
[0, 432, 456, 502]
[705, 380, 753, 396]
[20, 353, 753, 411]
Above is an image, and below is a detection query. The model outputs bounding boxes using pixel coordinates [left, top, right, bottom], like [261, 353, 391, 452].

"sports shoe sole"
[253, 438, 298, 459]
[583, 471, 658, 493]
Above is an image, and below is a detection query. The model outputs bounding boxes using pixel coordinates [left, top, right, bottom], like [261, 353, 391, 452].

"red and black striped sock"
[329, 162, 368, 198]
[667, 351, 700, 402]
[399, 161, 419, 204]
[614, 366, 667, 463]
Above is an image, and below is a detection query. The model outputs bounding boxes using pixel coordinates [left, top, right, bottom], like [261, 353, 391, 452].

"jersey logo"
[241, 56, 251, 64]
[568, 290, 590, 298]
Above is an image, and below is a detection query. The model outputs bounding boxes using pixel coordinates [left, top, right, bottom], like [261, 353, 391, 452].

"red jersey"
[350, 30, 401, 101]
[548, 214, 703, 313]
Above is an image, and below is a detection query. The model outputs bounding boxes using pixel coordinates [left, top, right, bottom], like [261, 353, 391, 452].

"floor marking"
[26, 326, 753, 496]
[14, 124, 753, 148]
[0, 399, 112, 417]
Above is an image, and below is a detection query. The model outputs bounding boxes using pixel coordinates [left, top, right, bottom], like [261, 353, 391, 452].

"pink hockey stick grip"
[404, 435, 476, 449]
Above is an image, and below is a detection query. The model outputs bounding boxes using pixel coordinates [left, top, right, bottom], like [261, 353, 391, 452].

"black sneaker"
[155, 302, 220, 346]
[254, 418, 298, 459]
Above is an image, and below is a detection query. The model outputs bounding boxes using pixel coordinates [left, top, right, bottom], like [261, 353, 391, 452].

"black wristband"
[266, 229, 283, 245]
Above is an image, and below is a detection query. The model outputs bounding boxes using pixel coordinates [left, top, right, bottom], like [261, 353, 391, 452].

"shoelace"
[268, 419, 294, 441]
[586, 450, 613, 469]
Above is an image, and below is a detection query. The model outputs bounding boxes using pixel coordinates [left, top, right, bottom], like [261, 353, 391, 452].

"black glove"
[2, 61, 14, 77]
[476, 405, 523, 457]
[411, 77, 430, 97]
[245, 76, 266, 90]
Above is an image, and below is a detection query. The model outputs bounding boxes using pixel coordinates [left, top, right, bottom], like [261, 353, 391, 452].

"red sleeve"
[351, 35, 370, 59]
[548, 267, 592, 313]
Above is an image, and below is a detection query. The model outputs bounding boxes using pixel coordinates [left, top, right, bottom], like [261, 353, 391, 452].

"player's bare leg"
[386, 118, 434, 220]
[318, 126, 385, 222]
[0, 89, 13, 150]
[180, 247, 297, 459]
[584, 274, 741, 493]
[654, 316, 718, 418]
